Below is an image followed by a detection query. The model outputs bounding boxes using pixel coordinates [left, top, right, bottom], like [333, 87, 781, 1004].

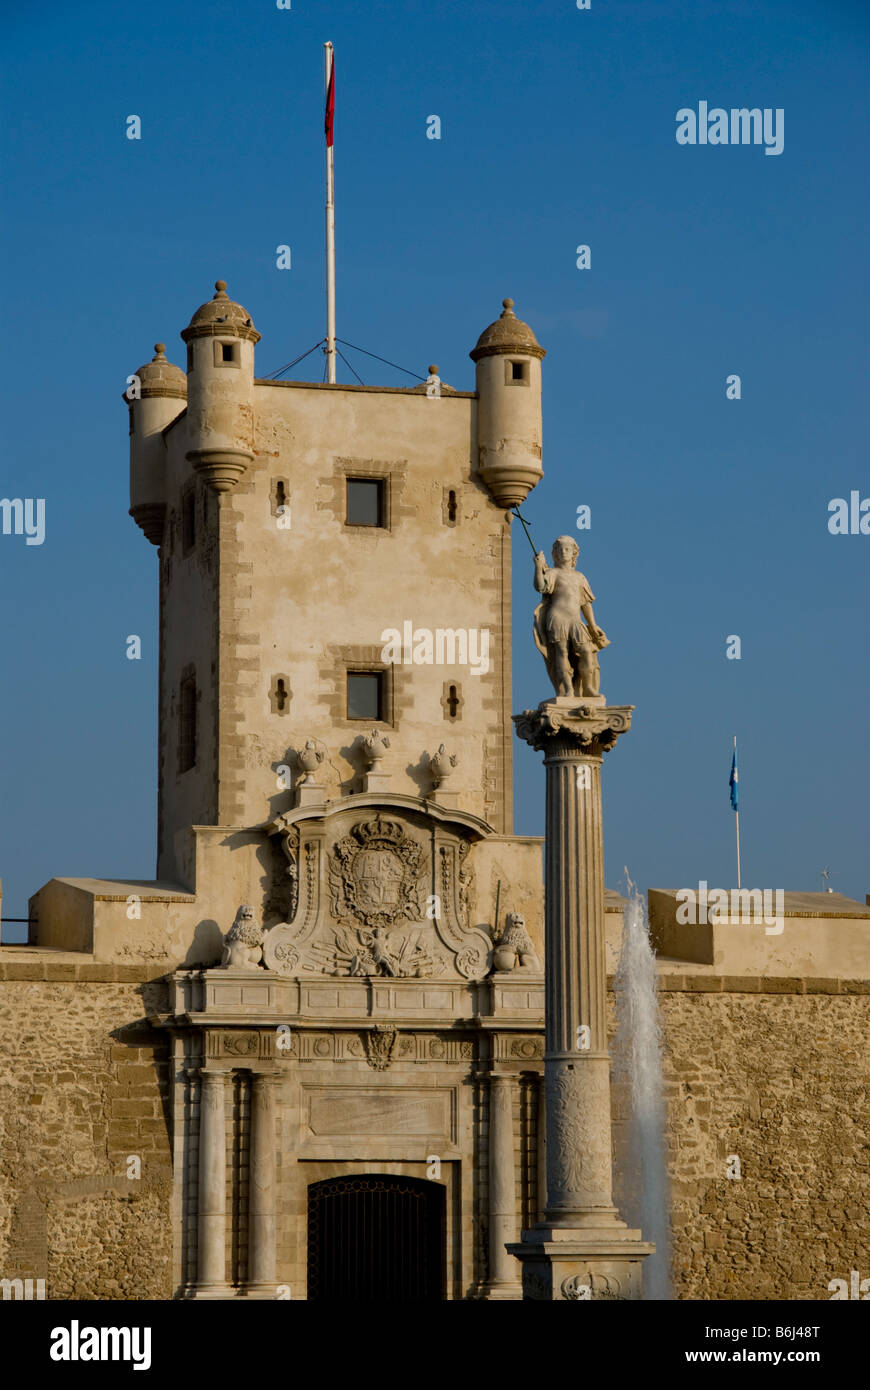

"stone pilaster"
[507, 700, 654, 1300]
[195, 1069, 231, 1298]
[536, 1073, 547, 1222]
[247, 1071, 278, 1297]
[481, 1073, 522, 1300]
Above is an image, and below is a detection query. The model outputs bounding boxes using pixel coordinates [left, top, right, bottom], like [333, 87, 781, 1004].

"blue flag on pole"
[729, 744, 739, 812]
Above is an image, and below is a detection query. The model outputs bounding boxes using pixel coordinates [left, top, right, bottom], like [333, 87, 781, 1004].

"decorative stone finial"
[153, 342, 166, 356]
[221, 904, 263, 970]
[428, 364, 438, 375]
[361, 728, 390, 770]
[428, 744, 458, 789]
[502, 298, 515, 312]
[214, 280, 228, 295]
[296, 740, 324, 784]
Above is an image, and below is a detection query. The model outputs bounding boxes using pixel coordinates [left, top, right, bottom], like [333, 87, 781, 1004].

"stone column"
[247, 1071, 278, 1296]
[507, 700, 654, 1300]
[543, 744, 616, 1220]
[482, 1073, 522, 1299]
[196, 1069, 230, 1297]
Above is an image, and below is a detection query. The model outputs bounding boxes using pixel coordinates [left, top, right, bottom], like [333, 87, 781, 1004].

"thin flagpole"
[324, 41, 336, 384]
[733, 735, 741, 889]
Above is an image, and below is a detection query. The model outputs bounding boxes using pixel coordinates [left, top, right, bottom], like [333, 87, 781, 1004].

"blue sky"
[1, 0, 868, 937]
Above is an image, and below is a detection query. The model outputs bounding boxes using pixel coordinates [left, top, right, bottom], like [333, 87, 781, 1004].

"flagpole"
[324, 41, 336, 384]
[733, 735, 741, 889]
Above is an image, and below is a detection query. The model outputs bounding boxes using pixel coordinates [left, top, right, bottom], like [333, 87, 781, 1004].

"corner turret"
[181, 280, 260, 493]
[126, 343, 187, 545]
[470, 298, 545, 508]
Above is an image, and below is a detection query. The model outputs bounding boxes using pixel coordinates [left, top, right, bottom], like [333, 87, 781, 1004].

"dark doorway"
[307, 1175, 445, 1300]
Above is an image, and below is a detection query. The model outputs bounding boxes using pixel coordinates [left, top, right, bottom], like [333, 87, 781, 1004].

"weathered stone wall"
[647, 977, 870, 1301]
[1, 961, 867, 1300]
[0, 963, 173, 1300]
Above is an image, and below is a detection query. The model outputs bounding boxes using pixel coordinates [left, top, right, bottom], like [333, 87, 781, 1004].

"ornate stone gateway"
[307, 1175, 445, 1301]
[161, 794, 545, 1300]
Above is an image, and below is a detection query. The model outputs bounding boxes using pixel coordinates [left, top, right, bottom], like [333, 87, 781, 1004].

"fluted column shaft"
[248, 1072, 277, 1291]
[544, 749, 607, 1053]
[197, 1069, 229, 1290]
[543, 741, 616, 1221]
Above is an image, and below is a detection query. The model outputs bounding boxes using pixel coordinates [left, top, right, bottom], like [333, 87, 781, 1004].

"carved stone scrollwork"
[513, 703, 633, 758]
[561, 1275, 587, 1301]
[435, 839, 491, 979]
[263, 835, 321, 977]
[457, 840, 473, 929]
[223, 1033, 258, 1057]
[269, 941, 300, 975]
[562, 1272, 623, 1301]
[545, 1062, 613, 1211]
[364, 1024, 397, 1071]
[280, 823, 301, 922]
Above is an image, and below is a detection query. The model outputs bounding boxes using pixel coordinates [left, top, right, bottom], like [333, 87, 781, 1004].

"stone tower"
[125, 283, 547, 884]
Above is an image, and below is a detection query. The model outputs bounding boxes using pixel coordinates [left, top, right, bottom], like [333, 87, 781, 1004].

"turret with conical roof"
[182, 280, 260, 493]
[471, 298, 545, 508]
[126, 342, 188, 545]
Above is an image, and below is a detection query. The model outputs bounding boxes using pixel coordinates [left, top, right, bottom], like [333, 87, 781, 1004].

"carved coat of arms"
[329, 815, 424, 928]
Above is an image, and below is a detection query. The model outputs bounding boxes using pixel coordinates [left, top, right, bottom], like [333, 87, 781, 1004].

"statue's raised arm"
[534, 549, 554, 595]
[532, 535, 610, 699]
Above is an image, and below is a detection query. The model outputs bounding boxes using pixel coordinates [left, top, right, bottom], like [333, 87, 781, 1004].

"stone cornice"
[255, 379, 477, 399]
[181, 320, 261, 345]
[262, 792, 494, 840]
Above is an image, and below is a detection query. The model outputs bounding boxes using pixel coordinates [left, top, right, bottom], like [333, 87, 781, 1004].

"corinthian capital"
[512, 701, 634, 756]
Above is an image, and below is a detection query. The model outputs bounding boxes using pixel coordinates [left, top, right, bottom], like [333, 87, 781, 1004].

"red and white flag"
[325, 52, 335, 147]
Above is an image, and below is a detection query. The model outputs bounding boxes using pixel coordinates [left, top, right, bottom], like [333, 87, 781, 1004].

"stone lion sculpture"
[221, 904, 264, 970]
[493, 911, 542, 972]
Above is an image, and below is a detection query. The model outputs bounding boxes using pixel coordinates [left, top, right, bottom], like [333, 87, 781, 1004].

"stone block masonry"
[613, 978, 870, 1301]
[0, 966, 174, 1300]
[0, 961, 867, 1299]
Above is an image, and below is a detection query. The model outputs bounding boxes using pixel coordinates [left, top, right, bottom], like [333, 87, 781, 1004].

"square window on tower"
[347, 671, 383, 721]
[214, 340, 240, 367]
[346, 478, 385, 527]
[509, 360, 529, 383]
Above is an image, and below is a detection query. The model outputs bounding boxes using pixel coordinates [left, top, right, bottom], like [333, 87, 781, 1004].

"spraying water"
[611, 873, 671, 1299]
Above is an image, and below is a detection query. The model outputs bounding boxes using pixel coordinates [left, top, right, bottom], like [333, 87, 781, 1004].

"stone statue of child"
[533, 535, 609, 698]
